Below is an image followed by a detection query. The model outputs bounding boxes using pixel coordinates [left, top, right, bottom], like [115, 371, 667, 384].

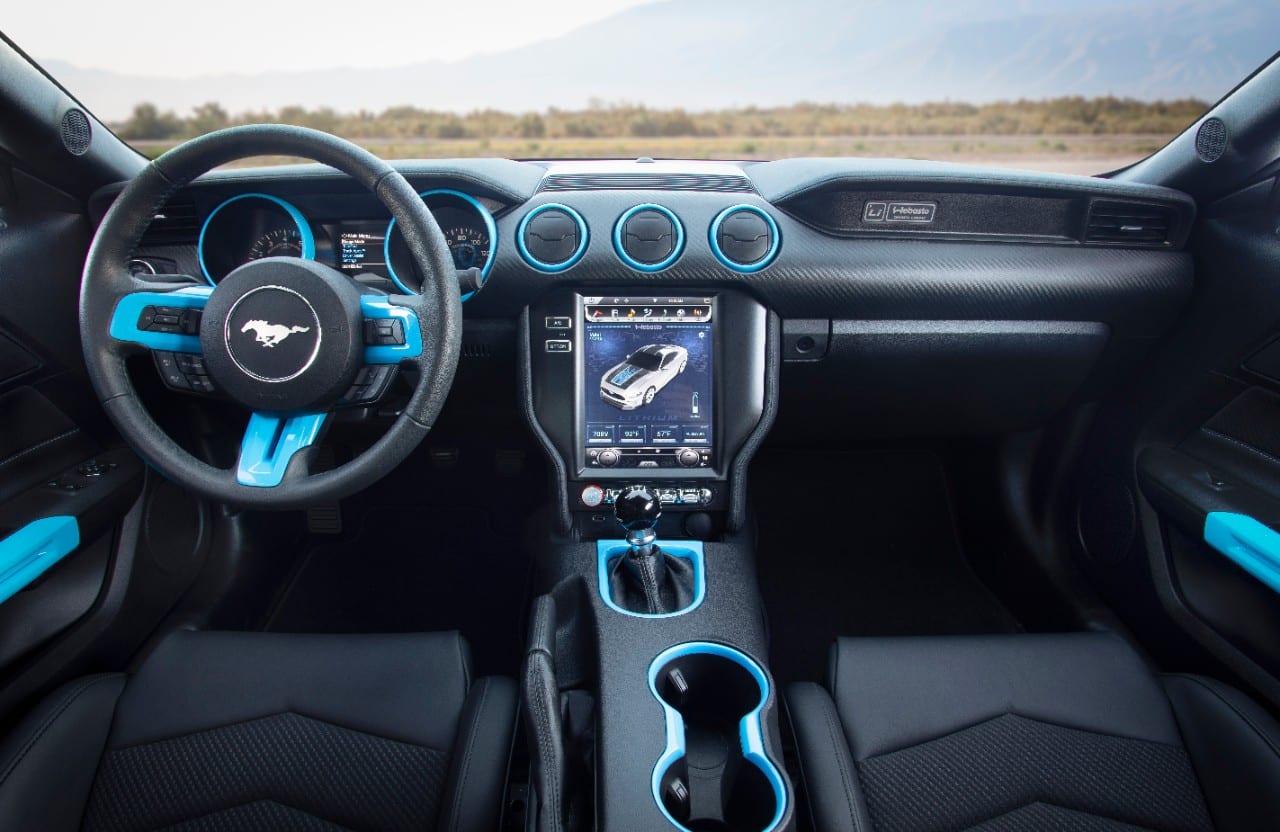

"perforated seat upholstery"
[787, 633, 1280, 831]
[0, 630, 517, 832]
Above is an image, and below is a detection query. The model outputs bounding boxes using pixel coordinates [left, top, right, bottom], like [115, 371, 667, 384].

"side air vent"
[141, 199, 200, 243]
[1084, 201, 1175, 247]
[541, 173, 754, 193]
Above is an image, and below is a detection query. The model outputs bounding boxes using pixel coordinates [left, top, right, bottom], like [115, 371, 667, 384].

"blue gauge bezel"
[383, 189, 498, 300]
[197, 193, 315, 286]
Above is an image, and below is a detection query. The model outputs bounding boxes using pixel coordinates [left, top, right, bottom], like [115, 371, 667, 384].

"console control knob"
[599, 449, 620, 467]
[581, 484, 605, 508]
[677, 448, 701, 467]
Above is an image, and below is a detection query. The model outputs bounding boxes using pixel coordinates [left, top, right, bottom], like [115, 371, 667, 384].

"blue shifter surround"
[647, 642, 787, 832]
[1204, 512, 1280, 595]
[596, 540, 705, 618]
[237, 412, 327, 487]
[0, 516, 80, 605]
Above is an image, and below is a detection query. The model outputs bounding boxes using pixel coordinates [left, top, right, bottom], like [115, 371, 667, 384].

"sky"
[3, 0, 659, 77]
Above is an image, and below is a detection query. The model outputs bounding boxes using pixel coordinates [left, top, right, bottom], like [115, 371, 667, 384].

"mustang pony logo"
[240, 320, 311, 348]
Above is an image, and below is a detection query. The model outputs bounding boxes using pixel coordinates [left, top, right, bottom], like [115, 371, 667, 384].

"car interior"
[2, 28, 1280, 832]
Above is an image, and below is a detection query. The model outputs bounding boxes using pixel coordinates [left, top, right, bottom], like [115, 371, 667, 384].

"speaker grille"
[1195, 117, 1227, 163]
[60, 108, 92, 156]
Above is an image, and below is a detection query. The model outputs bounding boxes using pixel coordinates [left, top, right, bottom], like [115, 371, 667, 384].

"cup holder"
[648, 643, 786, 832]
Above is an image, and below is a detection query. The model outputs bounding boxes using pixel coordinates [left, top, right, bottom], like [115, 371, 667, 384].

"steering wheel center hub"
[225, 285, 322, 382]
[199, 257, 365, 412]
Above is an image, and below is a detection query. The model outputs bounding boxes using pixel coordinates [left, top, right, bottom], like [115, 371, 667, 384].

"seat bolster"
[785, 682, 872, 832]
[438, 675, 518, 832]
[0, 673, 125, 832]
[1164, 673, 1280, 831]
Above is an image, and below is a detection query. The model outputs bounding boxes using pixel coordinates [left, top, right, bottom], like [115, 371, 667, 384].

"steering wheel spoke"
[236, 411, 328, 487]
[107, 282, 211, 356]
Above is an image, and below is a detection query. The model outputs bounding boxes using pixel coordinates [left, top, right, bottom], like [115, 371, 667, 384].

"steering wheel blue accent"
[516, 203, 589, 272]
[236, 412, 327, 487]
[596, 541, 705, 618]
[360, 296, 423, 364]
[613, 203, 685, 272]
[384, 189, 497, 300]
[0, 516, 79, 606]
[198, 193, 316, 286]
[109, 286, 212, 353]
[647, 642, 788, 832]
[708, 204, 781, 273]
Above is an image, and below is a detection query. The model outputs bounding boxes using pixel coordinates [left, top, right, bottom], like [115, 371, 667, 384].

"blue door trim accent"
[359, 296, 423, 363]
[383, 189, 497, 300]
[198, 193, 316, 285]
[596, 540, 705, 618]
[646, 642, 787, 832]
[0, 516, 80, 605]
[236, 412, 327, 487]
[109, 286, 212, 353]
[1204, 512, 1280, 594]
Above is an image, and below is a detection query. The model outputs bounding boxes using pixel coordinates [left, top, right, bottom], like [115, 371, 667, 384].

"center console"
[524, 288, 771, 538]
[520, 285, 790, 832]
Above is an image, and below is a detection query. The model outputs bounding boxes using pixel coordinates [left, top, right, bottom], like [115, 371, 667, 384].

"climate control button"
[677, 448, 701, 467]
[599, 449, 620, 467]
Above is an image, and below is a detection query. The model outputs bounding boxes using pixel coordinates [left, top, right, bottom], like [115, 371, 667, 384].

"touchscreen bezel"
[574, 293, 721, 478]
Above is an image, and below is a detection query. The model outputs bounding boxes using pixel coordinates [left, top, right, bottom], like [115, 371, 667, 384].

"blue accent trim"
[708, 204, 781, 273]
[647, 642, 787, 832]
[359, 296, 423, 364]
[1205, 512, 1280, 594]
[0, 516, 79, 606]
[108, 286, 212, 353]
[516, 203, 589, 273]
[596, 541, 705, 618]
[613, 203, 685, 272]
[384, 189, 497, 301]
[236, 412, 327, 487]
[198, 193, 316, 285]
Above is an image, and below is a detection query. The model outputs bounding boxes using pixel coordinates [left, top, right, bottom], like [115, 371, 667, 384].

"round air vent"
[60, 108, 92, 156]
[517, 203, 588, 272]
[614, 204, 684, 272]
[709, 205, 780, 272]
[1195, 117, 1228, 163]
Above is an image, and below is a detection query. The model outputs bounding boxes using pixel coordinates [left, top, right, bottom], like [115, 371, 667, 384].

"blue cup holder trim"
[647, 641, 788, 832]
[596, 540, 705, 618]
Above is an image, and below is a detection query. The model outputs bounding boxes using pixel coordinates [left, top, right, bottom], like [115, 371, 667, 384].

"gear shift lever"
[608, 486, 695, 615]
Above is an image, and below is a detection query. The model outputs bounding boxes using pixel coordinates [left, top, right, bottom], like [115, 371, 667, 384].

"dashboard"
[92, 156, 1196, 533]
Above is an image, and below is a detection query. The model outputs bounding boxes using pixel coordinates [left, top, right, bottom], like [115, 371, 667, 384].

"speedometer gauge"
[248, 227, 304, 260]
[442, 225, 490, 271]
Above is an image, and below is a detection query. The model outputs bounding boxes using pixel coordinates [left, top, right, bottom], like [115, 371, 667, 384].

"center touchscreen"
[581, 296, 714, 469]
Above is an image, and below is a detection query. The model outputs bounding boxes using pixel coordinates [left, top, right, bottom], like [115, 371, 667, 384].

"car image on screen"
[599, 344, 689, 410]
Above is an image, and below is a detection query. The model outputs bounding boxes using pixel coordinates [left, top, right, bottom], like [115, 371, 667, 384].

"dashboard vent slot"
[1084, 201, 1175, 246]
[141, 199, 200, 243]
[541, 173, 754, 193]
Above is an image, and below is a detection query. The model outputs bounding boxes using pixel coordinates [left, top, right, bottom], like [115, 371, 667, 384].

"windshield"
[6, 1, 1278, 174]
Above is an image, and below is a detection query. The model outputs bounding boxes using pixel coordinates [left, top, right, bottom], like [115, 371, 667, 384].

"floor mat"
[751, 449, 1021, 684]
[265, 445, 542, 678]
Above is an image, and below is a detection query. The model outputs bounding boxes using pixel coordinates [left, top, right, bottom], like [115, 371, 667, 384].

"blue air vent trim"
[516, 203, 589, 273]
[708, 204, 781, 273]
[596, 541, 705, 618]
[613, 204, 685, 273]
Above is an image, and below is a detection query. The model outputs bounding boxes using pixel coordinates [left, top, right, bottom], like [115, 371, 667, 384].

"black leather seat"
[0, 630, 517, 832]
[787, 633, 1280, 831]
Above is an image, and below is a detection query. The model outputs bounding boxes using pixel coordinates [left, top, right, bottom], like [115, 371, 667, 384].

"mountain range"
[42, 0, 1280, 122]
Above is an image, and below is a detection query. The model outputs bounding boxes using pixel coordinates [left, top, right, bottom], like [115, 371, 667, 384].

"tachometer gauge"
[442, 224, 491, 271]
[248, 227, 304, 260]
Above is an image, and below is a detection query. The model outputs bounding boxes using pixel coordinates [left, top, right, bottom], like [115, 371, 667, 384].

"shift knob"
[615, 485, 661, 548]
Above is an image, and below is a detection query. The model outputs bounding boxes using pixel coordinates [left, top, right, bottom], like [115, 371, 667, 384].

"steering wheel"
[80, 125, 461, 508]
